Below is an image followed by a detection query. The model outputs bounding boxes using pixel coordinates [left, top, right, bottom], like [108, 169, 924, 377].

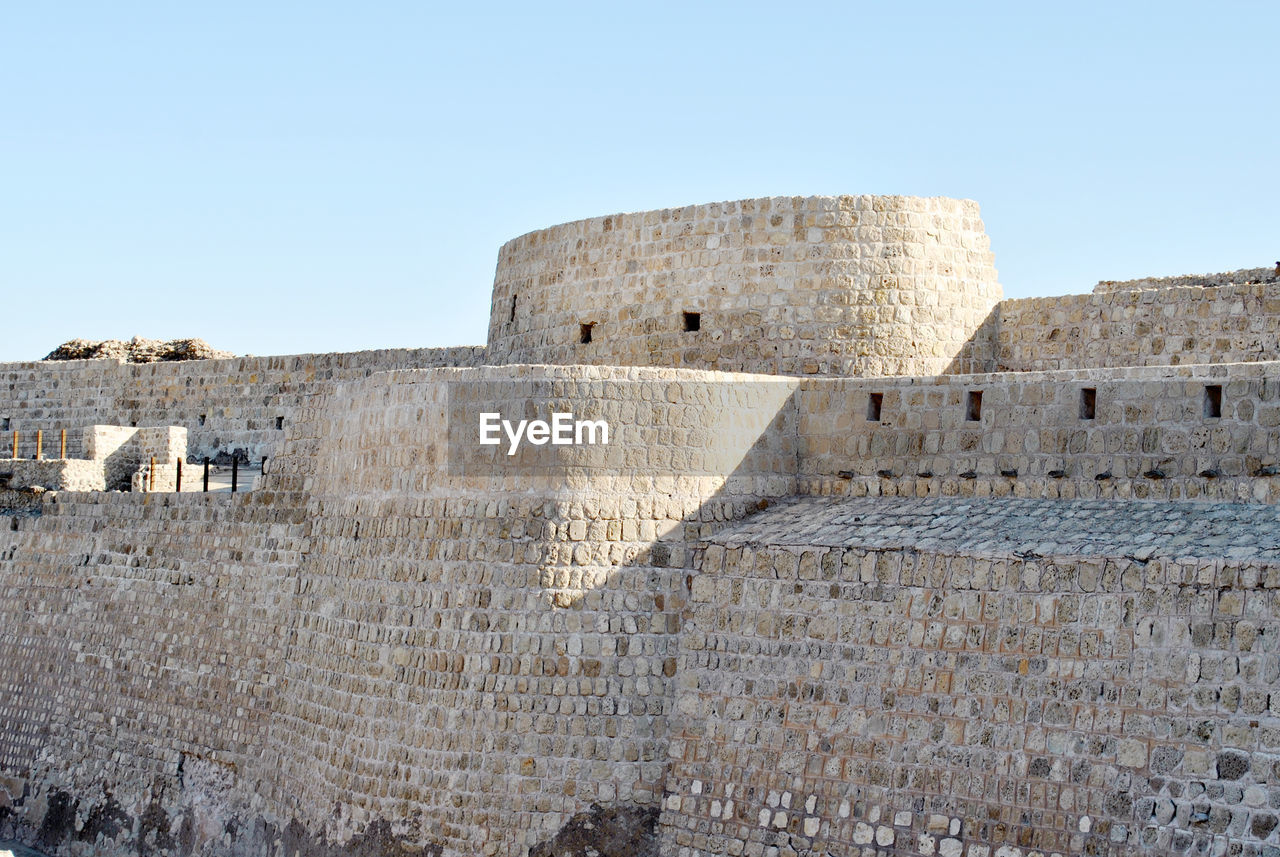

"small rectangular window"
[966, 390, 983, 422]
[1, 418, 9, 432]
[1080, 388, 1096, 420]
[579, 322, 595, 344]
[1204, 384, 1222, 419]
[683, 311, 701, 332]
[509, 294, 518, 324]
[198, 414, 206, 426]
[275, 416, 285, 430]
[866, 392, 883, 422]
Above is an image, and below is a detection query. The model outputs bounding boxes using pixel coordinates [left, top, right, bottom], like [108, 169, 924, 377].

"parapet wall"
[797, 361, 1280, 503]
[997, 281, 1280, 372]
[1094, 266, 1275, 293]
[0, 346, 485, 465]
[302, 364, 800, 499]
[486, 196, 1001, 377]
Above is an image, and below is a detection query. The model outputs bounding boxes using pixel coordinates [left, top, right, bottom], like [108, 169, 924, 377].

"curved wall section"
[487, 195, 1001, 377]
[256, 364, 802, 855]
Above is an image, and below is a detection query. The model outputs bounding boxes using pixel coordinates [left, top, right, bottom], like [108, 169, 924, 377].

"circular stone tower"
[486, 195, 1001, 377]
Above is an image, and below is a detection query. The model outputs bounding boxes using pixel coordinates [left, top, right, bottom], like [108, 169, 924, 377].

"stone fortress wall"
[2, 196, 1280, 857]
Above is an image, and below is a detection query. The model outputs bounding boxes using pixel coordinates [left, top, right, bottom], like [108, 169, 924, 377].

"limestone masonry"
[2, 195, 1279, 857]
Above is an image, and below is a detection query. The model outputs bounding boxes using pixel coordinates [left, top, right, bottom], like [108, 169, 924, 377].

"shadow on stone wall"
[942, 304, 1000, 376]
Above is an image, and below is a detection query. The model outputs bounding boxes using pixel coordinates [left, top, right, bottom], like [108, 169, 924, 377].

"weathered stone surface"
[1217, 752, 1251, 781]
[529, 804, 659, 857]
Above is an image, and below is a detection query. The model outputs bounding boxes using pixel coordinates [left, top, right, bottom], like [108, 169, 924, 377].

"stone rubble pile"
[43, 336, 234, 363]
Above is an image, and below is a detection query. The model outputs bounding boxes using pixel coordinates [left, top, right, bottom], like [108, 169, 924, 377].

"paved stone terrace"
[715, 494, 1280, 561]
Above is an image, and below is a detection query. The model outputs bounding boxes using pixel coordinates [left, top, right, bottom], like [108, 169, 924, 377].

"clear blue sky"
[3, 2, 1276, 363]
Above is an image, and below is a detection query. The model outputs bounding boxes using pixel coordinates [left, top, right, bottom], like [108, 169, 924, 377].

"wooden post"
[12, 431, 18, 459]
[176, 459, 183, 492]
[35, 430, 43, 461]
[231, 458, 238, 494]
[149, 456, 156, 492]
[203, 458, 210, 493]
[60, 429, 67, 459]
